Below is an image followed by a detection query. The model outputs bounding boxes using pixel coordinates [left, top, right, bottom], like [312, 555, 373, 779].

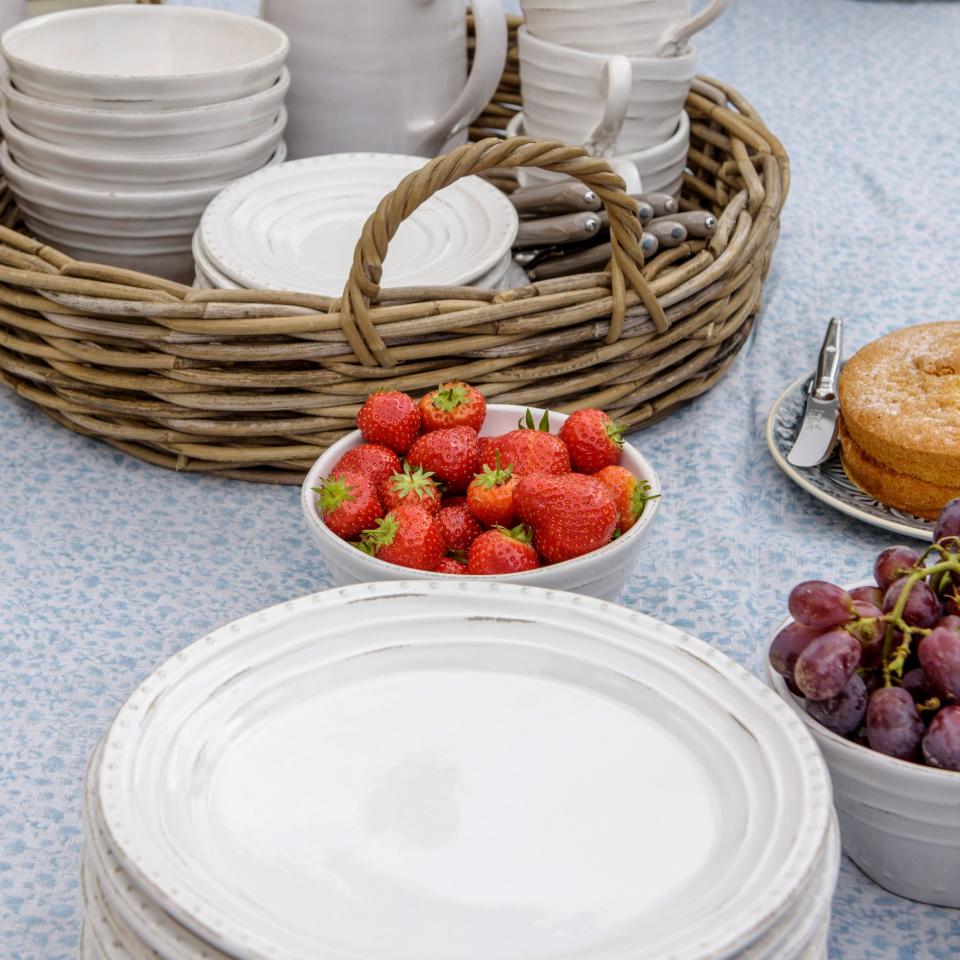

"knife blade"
[787, 317, 844, 468]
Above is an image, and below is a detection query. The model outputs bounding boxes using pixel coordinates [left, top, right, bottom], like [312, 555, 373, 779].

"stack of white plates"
[194, 154, 523, 295]
[80, 582, 839, 960]
[0, 5, 290, 281]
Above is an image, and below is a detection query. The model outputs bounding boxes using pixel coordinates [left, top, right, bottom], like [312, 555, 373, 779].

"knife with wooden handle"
[509, 182, 603, 214]
[634, 192, 678, 217]
[644, 220, 688, 247]
[649, 211, 717, 239]
[515, 211, 604, 249]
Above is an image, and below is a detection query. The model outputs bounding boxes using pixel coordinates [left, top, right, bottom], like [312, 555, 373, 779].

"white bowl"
[0, 105, 287, 189]
[1, 5, 288, 109]
[0, 140, 286, 221]
[1, 68, 289, 156]
[766, 591, 960, 908]
[301, 404, 661, 599]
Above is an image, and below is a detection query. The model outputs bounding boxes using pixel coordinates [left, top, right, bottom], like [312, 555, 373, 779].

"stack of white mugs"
[514, 0, 732, 194]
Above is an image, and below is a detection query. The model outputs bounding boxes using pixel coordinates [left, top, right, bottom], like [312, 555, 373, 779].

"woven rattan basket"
[0, 13, 787, 484]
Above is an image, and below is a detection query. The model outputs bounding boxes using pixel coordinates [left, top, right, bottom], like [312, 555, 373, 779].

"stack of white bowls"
[193, 154, 522, 295]
[79, 582, 840, 960]
[515, 0, 732, 194]
[0, 5, 289, 282]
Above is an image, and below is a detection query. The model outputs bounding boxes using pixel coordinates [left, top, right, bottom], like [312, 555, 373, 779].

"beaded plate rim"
[766, 373, 933, 542]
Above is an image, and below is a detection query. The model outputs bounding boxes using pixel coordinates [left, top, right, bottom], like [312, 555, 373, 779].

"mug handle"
[655, 0, 733, 57]
[585, 56, 632, 157]
[412, 0, 508, 157]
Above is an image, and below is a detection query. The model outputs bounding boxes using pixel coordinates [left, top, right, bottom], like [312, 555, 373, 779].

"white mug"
[520, 0, 732, 57]
[507, 109, 691, 199]
[518, 26, 696, 156]
[260, 0, 507, 158]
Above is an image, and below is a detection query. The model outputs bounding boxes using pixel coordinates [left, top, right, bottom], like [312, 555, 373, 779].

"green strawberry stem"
[494, 523, 533, 545]
[519, 408, 551, 431]
[362, 513, 400, 553]
[474, 452, 513, 488]
[313, 478, 355, 514]
[388, 463, 437, 500]
[431, 383, 469, 412]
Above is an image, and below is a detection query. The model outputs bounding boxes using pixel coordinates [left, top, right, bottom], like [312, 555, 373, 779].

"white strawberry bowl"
[300, 404, 661, 600]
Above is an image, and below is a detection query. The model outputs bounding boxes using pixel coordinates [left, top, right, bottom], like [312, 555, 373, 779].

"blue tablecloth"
[4, 0, 960, 957]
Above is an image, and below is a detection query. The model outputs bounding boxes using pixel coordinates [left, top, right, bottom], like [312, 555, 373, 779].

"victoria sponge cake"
[837, 321, 960, 520]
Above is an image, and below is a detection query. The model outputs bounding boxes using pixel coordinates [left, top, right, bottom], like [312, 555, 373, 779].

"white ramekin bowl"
[0, 106, 287, 189]
[1, 6, 288, 109]
[301, 404, 661, 600]
[766, 607, 960, 908]
[1, 68, 289, 157]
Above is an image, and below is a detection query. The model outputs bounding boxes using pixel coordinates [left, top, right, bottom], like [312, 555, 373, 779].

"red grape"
[921, 706, 960, 770]
[847, 601, 884, 668]
[918, 626, 960, 701]
[788, 581, 853, 630]
[938, 615, 960, 633]
[901, 668, 935, 704]
[805, 673, 868, 736]
[874, 546, 921, 591]
[866, 687, 924, 760]
[882, 577, 942, 628]
[933, 497, 960, 547]
[794, 629, 861, 700]
[769, 621, 819, 680]
[850, 585, 884, 607]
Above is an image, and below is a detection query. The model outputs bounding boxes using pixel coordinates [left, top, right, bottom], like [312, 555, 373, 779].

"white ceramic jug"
[260, 0, 507, 158]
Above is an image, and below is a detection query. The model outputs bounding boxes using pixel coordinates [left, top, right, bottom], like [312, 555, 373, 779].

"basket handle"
[336, 137, 668, 368]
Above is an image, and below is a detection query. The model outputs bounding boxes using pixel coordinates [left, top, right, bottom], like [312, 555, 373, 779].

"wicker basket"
[0, 14, 788, 484]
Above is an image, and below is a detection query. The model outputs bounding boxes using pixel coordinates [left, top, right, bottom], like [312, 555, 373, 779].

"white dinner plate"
[97, 582, 831, 960]
[766, 373, 933, 541]
[198, 155, 519, 296]
[83, 742, 235, 960]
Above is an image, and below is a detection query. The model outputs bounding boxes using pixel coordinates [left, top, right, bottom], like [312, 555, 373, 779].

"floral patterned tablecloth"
[3, 0, 960, 957]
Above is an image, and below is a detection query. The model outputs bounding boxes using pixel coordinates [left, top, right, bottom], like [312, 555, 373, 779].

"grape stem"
[882, 557, 960, 686]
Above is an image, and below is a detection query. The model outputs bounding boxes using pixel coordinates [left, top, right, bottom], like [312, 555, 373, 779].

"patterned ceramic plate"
[766, 373, 933, 541]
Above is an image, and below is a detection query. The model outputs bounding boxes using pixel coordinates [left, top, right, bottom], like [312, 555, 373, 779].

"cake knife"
[787, 317, 844, 468]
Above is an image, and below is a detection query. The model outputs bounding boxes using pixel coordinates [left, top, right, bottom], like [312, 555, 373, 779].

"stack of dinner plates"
[193, 154, 522, 295]
[0, 5, 289, 281]
[79, 582, 840, 960]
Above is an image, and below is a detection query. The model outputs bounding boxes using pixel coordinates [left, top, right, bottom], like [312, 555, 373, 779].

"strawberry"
[516, 473, 617, 563]
[356, 390, 421, 454]
[477, 435, 499, 468]
[467, 454, 520, 527]
[436, 502, 482, 554]
[435, 556, 469, 576]
[441, 493, 467, 509]
[313, 471, 383, 541]
[362, 505, 444, 571]
[405, 426, 480, 492]
[379, 464, 441, 515]
[331, 444, 401, 488]
[594, 465, 657, 533]
[559, 409, 623, 473]
[482, 411, 570, 477]
[419, 381, 486, 433]
[467, 525, 540, 575]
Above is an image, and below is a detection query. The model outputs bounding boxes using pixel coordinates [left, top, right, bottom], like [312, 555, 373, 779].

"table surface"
[4, 0, 960, 957]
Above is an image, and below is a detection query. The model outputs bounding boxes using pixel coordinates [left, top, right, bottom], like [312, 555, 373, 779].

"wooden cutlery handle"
[509, 181, 603, 215]
[515, 211, 604, 249]
[644, 220, 688, 247]
[650, 211, 717, 238]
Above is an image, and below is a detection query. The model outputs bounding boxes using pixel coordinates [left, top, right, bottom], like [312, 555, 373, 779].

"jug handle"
[413, 0, 507, 157]
[655, 0, 732, 57]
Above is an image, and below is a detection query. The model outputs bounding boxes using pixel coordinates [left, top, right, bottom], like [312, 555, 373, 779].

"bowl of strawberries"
[300, 382, 661, 599]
